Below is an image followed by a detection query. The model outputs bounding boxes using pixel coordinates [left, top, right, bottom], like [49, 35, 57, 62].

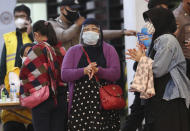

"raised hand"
[124, 29, 137, 36]
[126, 44, 146, 62]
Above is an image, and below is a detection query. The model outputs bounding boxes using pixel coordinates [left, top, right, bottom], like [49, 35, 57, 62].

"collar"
[56, 16, 70, 28]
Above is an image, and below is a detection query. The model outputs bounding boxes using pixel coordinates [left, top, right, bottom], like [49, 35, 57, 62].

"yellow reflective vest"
[1, 31, 32, 124]
[3, 32, 32, 72]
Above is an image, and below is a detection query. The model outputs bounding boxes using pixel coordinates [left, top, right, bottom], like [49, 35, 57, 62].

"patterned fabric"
[54, 42, 66, 87]
[20, 42, 59, 96]
[68, 76, 120, 131]
[54, 42, 66, 64]
[130, 56, 155, 99]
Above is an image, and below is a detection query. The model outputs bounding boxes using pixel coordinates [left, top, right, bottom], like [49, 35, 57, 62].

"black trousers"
[122, 92, 144, 131]
[32, 87, 68, 131]
[3, 121, 34, 131]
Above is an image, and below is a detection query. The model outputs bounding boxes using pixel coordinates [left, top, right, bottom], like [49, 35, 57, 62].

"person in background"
[49, 0, 136, 51]
[0, 5, 34, 131]
[173, 0, 190, 125]
[20, 20, 65, 131]
[126, 7, 190, 131]
[49, 0, 135, 129]
[3, 43, 35, 131]
[5, 43, 35, 93]
[61, 18, 121, 131]
[174, 0, 190, 79]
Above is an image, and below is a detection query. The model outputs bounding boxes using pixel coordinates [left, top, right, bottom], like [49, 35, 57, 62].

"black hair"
[148, 0, 169, 9]
[20, 43, 35, 57]
[33, 20, 58, 46]
[143, 7, 177, 55]
[148, 0, 177, 10]
[14, 4, 31, 20]
[80, 18, 103, 47]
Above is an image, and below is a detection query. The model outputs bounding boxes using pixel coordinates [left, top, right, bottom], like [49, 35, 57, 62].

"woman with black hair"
[126, 8, 190, 131]
[19, 20, 64, 131]
[61, 18, 121, 130]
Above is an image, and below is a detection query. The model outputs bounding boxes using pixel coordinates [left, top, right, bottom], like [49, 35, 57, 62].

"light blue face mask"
[33, 41, 38, 44]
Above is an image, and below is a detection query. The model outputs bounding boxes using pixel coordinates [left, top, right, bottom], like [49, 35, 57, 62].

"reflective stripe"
[7, 53, 16, 58]
[6, 57, 16, 62]
[4, 31, 32, 75]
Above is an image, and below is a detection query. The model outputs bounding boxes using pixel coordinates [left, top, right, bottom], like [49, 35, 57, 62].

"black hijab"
[143, 7, 177, 57]
[148, 0, 175, 9]
[80, 18, 103, 47]
[78, 18, 106, 68]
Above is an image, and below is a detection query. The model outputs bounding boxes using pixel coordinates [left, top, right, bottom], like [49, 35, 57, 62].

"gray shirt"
[49, 17, 81, 51]
[152, 34, 190, 107]
[49, 17, 126, 50]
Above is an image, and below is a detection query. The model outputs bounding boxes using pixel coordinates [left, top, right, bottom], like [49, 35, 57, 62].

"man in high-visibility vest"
[0, 5, 34, 131]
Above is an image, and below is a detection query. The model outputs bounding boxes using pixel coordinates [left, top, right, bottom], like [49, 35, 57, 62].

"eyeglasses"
[14, 15, 27, 19]
[83, 27, 100, 32]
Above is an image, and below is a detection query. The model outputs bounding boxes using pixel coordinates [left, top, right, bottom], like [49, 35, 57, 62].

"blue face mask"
[33, 41, 38, 44]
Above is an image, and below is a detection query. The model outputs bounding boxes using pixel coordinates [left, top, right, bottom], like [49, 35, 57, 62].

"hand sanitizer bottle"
[10, 84, 16, 101]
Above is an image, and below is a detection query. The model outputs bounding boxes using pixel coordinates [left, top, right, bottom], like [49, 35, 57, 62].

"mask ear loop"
[20, 55, 23, 60]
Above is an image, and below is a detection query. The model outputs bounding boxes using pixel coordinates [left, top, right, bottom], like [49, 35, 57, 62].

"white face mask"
[82, 31, 100, 45]
[22, 57, 27, 64]
[145, 21, 155, 35]
[15, 18, 26, 29]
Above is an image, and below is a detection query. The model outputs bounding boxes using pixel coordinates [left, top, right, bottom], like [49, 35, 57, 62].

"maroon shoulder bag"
[82, 47, 126, 110]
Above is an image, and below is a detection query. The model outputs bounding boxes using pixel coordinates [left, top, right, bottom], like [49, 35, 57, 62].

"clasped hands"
[84, 62, 99, 80]
[126, 44, 146, 62]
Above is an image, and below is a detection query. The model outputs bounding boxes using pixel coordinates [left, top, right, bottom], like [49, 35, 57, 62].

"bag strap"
[81, 47, 99, 82]
[41, 42, 58, 105]
[41, 42, 57, 95]
[82, 47, 115, 92]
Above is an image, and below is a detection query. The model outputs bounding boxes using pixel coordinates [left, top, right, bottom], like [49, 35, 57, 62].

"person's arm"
[152, 37, 175, 78]
[96, 45, 121, 81]
[103, 29, 136, 40]
[61, 47, 84, 82]
[53, 17, 85, 43]
[0, 44, 7, 87]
